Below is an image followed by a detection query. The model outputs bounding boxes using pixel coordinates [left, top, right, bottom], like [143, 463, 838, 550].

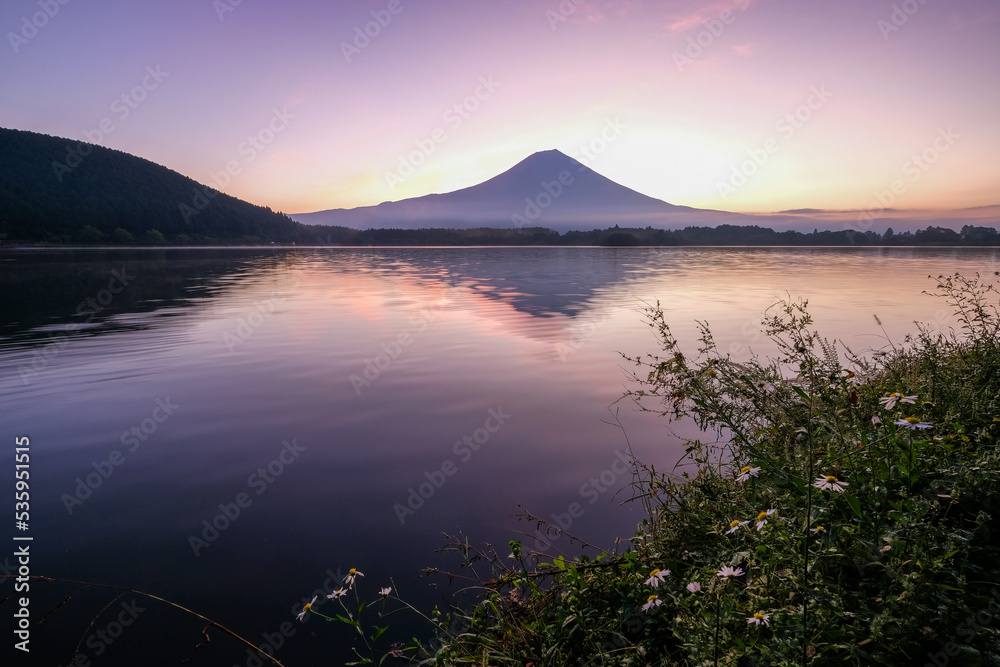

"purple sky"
[3, 0, 998, 217]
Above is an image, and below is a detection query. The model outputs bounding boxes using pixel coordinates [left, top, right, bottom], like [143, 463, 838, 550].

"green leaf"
[792, 385, 810, 400]
[844, 494, 863, 519]
[934, 584, 964, 592]
[336, 614, 360, 628]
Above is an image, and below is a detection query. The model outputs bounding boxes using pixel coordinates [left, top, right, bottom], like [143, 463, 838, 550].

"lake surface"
[2, 246, 998, 666]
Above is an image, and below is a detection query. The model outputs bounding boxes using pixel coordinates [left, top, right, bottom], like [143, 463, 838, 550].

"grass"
[307, 272, 1000, 666]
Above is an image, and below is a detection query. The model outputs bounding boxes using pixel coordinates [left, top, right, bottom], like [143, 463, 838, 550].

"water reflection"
[1, 246, 998, 666]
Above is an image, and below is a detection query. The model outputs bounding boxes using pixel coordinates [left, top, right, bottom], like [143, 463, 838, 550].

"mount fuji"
[290, 150, 749, 232]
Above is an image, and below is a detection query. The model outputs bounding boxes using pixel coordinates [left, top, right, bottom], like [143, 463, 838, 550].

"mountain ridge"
[291, 150, 749, 232]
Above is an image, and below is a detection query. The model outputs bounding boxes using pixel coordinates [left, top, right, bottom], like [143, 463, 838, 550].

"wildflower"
[810, 525, 826, 534]
[641, 594, 663, 613]
[894, 416, 933, 430]
[880, 392, 918, 410]
[872, 415, 882, 425]
[686, 582, 701, 593]
[736, 466, 761, 483]
[747, 612, 771, 627]
[716, 565, 744, 580]
[644, 569, 670, 588]
[297, 595, 317, 621]
[327, 588, 347, 599]
[344, 568, 365, 586]
[755, 509, 776, 531]
[813, 475, 849, 492]
[380, 587, 392, 597]
[725, 519, 749, 535]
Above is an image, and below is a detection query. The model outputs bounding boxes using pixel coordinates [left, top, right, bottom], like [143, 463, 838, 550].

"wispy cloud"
[665, 0, 758, 34]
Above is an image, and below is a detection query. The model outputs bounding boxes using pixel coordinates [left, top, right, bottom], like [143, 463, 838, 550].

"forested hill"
[0, 127, 326, 244]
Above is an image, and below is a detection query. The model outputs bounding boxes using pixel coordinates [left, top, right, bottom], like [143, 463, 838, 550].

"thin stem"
[1, 574, 287, 667]
[713, 592, 722, 667]
[804, 420, 813, 667]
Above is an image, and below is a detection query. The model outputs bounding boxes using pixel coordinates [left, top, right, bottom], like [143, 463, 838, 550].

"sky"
[2, 0, 998, 219]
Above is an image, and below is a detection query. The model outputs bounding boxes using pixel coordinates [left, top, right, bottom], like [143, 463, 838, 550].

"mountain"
[291, 150, 748, 232]
[0, 127, 328, 244]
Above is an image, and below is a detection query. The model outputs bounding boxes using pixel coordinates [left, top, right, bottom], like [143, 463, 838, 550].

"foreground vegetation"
[308, 272, 1000, 666]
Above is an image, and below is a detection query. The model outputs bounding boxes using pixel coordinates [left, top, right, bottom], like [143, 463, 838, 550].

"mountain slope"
[291, 150, 744, 231]
[0, 127, 322, 244]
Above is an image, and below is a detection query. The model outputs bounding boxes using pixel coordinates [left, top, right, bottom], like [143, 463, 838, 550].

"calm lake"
[2, 246, 998, 666]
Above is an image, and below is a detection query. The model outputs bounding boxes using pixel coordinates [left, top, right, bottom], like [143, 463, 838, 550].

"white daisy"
[344, 568, 365, 586]
[725, 519, 749, 535]
[644, 569, 670, 588]
[747, 612, 771, 627]
[813, 475, 849, 492]
[894, 417, 932, 430]
[880, 392, 918, 410]
[379, 587, 392, 597]
[296, 595, 318, 621]
[755, 509, 776, 531]
[686, 582, 701, 593]
[736, 466, 761, 483]
[716, 565, 744, 580]
[327, 588, 348, 599]
[641, 594, 663, 613]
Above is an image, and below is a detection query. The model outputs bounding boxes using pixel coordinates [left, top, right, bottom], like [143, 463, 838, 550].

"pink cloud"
[665, 0, 758, 34]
